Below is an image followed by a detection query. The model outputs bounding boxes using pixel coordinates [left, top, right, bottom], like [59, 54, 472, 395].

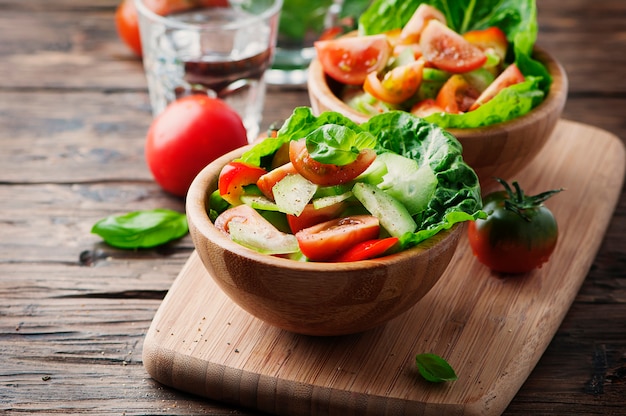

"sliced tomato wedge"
[363, 58, 425, 104]
[214, 204, 265, 234]
[256, 162, 298, 200]
[331, 237, 399, 262]
[213, 204, 298, 254]
[314, 34, 392, 85]
[318, 26, 344, 41]
[295, 215, 380, 261]
[218, 161, 266, 205]
[287, 202, 347, 234]
[463, 26, 508, 62]
[469, 63, 525, 111]
[289, 139, 376, 187]
[411, 98, 445, 117]
[398, 3, 447, 44]
[420, 20, 486, 73]
[435, 74, 480, 113]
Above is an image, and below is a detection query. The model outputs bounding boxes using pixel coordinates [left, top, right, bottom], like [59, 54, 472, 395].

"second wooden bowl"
[308, 47, 568, 191]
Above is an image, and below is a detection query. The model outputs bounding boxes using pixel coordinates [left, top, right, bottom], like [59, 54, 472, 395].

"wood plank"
[142, 120, 625, 415]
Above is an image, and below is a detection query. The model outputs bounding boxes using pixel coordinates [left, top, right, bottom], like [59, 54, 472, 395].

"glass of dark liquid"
[135, 0, 282, 141]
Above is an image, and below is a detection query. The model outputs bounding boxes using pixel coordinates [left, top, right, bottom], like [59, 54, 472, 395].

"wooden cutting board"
[142, 120, 625, 416]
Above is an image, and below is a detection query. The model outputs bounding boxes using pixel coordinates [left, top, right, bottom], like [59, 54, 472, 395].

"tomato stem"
[494, 177, 564, 222]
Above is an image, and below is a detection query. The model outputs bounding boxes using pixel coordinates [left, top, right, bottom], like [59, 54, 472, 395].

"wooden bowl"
[308, 47, 568, 191]
[186, 146, 464, 336]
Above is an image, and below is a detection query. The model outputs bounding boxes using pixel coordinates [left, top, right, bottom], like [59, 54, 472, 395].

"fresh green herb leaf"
[91, 209, 188, 249]
[415, 353, 458, 383]
[305, 124, 377, 165]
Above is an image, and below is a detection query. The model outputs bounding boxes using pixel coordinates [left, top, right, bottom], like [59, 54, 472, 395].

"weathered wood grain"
[1, 0, 625, 415]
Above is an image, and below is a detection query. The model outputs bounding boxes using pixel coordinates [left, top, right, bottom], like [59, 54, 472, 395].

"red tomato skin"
[398, 3, 447, 44]
[420, 20, 486, 73]
[463, 26, 508, 61]
[116, 0, 142, 56]
[214, 204, 279, 238]
[145, 95, 248, 197]
[363, 58, 425, 104]
[289, 139, 376, 186]
[435, 74, 480, 113]
[218, 161, 267, 205]
[296, 215, 380, 261]
[411, 98, 445, 117]
[332, 237, 399, 262]
[287, 202, 347, 234]
[469, 63, 525, 110]
[256, 162, 297, 200]
[314, 35, 392, 85]
[467, 192, 559, 274]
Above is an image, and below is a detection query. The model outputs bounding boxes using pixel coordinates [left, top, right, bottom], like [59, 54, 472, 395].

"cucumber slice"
[272, 174, 318, 216]
[240, 195, 280, 211]
[312, 191, 353, 209]
[229, 220, 299, 255]
[355, 156, 388, 185]
[313, 183, 353, 198]
[377, 152, 437, 216]
[352, 182, 417, 238]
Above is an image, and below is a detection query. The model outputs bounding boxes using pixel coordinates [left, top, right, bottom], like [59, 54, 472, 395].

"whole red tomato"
[468, 178, 563, 274]
[145, 95, 248, 197]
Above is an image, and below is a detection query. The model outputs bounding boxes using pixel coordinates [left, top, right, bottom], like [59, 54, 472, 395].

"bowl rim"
[186, 145, 462, 272]
[307, 45, 568, 135]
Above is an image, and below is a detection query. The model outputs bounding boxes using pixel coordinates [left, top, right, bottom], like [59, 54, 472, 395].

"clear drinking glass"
[265, 0, 340, 87]
[135, 0, 283, 141]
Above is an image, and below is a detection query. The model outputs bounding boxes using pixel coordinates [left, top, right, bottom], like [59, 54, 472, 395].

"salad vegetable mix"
[314, 0, 551, 129]
[209, 107, 484, 262]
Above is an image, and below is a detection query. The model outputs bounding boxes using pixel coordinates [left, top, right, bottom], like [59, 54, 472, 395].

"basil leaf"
[91, 209, 188, 249]
[305, 124, 377, 165]
[415, 353, 458, 383]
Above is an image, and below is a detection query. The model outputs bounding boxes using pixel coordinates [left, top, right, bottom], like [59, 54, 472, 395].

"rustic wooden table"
[1, 1, 625, 415]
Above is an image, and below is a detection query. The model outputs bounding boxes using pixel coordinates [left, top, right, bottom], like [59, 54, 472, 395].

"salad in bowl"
[206, 107, 484, 262]
[307, 0, 567, 186]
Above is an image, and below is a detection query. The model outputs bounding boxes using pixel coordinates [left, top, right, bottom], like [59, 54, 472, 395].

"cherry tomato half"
[295, 215, 380, 261]
[314, 34, 392, 85]
[256, 162, 297, 200]
[218, 161, 267, 205]
[287, 202, 347, 234]
[463, 26, 509, 63]
[332, 237, 399, 262]
[289, 139, 376, 187]
[435, 74, 480, 113]
[411, 98, 445, 117]
[398, 4, 447, 44]
[146, 95, 248, 197]
[469, 63, 525, 111]
[468, 180, 562, 274]
[420, 20, 486, 73]
[364, 58, 425, 104]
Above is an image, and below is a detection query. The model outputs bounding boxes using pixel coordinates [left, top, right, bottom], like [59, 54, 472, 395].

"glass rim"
[133, 0, 283, 31]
